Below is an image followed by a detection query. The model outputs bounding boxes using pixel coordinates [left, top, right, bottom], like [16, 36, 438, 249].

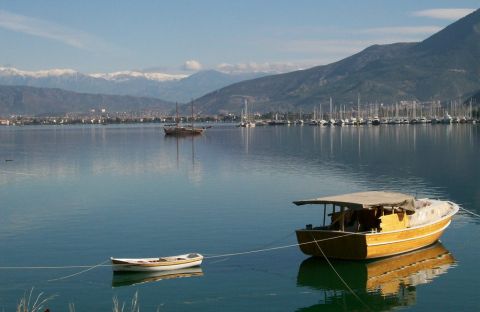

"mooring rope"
[309, 233, 372, 312]
[47, 260, 110, 282]
[203, 231, 368, 260]
[458, 206, 480, 219]
[0, 264, 104, 270]
[0, 231, 368, 272]
[202, 231, 295, 257]
[53, 232, 367, 281]
[0, 170, 39, 176]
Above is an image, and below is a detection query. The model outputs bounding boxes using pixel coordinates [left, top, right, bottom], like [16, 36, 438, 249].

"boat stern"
[295, 229, 368, 260]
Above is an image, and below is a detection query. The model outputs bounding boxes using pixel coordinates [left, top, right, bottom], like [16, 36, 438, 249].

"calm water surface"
[0, 124, 479, 311]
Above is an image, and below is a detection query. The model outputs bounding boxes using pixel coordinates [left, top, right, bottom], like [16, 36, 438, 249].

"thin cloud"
[261, 24, 442, 57]
[359, 26, 442, 35]
[280, 38, 422, 55]
[216, 62, 304, 74]
[183, 60, 203, 71]
[0, 10, 107, 51]
[412, 8, 476, 20]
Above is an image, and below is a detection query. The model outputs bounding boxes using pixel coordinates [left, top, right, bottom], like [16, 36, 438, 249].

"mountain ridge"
[193, 8, 480, 114]
[0, 85, 174, 116]
[0, 67, 269, 103]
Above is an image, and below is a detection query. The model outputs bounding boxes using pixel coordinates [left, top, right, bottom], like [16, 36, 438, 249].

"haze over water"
[0, 124, 479, 311]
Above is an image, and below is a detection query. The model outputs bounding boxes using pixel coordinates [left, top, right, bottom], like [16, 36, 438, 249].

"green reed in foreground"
[15, 289, 142, 312]
[15, 288, 56, 312]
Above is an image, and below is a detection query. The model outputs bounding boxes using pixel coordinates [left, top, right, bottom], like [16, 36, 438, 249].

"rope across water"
[0, 232, 366, 272]
[309, 233, 373, 311]
[203, 231, 367, 259]
[47, 260, 110, 282]
[459, 206, 480, 218]
[1, 203, 478, 281]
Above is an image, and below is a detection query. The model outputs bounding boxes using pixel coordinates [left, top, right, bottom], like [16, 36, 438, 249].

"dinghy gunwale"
[110, 253, 203, 271]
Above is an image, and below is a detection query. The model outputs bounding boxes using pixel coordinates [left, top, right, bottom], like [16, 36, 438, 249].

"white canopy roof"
[293, 191, 415, 212]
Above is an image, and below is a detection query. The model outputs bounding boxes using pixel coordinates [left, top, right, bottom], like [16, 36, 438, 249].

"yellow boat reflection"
[112, 267, 204, 288]
[364, 243, 454, 296]
[297, 243, 455, 310]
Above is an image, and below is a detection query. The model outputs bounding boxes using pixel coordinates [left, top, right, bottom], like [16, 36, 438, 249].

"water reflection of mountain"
[2, 125, 477, 211]
[112, 267, 203, 287]
[0, 125, 206, 181]
[296, 243, 455, 311]
[205, 125, 480, 213]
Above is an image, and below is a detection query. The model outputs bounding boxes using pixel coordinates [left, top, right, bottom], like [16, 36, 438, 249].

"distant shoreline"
[0, 118, 478, 127]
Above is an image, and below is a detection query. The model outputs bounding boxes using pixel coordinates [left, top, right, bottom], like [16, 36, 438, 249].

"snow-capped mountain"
[89, 70, 187, 82]
[0, 67, 80, 78]
[0, 67, 186, 81]
[0, 66, 268, 102]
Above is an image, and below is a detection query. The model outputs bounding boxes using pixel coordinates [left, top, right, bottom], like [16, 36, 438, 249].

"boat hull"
[164, 127, 204, 136]
[296, 210, 455, 260]
[111, 255, 203, 272]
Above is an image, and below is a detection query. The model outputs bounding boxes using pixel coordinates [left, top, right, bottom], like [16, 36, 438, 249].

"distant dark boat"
[371, 116, 381, 125]
[268, 113, 290, 125]
[164, 102, 204, 136]
[268, 120, 288, 125]
[164, 126, 204, 136]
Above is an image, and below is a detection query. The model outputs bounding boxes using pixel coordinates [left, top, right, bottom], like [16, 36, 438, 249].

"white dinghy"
[111, 253, 203, 272]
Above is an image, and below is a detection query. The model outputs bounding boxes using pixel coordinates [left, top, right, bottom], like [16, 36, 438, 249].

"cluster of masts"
[240, 97, 478, 127]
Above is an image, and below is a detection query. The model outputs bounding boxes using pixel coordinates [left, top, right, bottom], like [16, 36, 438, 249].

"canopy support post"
[340, 206, 345, 231]
[323, 203, 326, 226]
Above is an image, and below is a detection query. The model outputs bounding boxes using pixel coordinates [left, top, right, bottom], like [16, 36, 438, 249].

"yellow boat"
[294, 191, 458, 260]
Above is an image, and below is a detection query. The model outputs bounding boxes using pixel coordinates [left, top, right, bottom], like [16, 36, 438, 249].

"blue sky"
[0, 0, 478, 73]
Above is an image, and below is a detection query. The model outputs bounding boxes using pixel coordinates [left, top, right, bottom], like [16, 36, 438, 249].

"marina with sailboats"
[0, 117, 478, 311]
[1, 2, 480, 311]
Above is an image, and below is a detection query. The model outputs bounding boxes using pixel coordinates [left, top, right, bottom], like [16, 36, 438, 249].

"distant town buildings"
[0, 100, 478, 126]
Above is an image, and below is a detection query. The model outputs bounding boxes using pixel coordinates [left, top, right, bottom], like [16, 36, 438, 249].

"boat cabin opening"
[305, 203, 411, 233]
[295, 191, 416, 233]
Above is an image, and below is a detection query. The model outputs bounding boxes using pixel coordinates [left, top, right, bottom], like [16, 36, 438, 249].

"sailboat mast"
[330, 97, 333, 120]
[244, 99, 248, 122]
[357, 93, 360, 119]
[176, 102, 179, 127]
[191, 100, 194, 130]
[470, 99, 473, 119]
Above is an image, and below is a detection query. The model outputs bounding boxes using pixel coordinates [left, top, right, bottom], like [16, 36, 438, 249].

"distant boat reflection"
[296, 243, 455, 311]
[112, 267, 204, 288]
[164, 132, 198, 168]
